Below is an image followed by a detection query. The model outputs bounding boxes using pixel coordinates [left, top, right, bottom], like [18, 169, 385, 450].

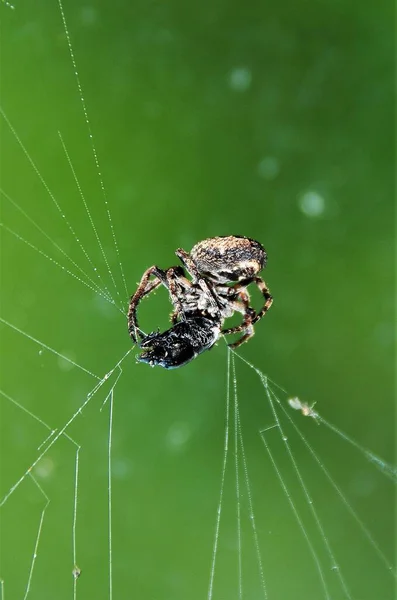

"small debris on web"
[288, 397, 320, 424]
[72, 565, 82, 579]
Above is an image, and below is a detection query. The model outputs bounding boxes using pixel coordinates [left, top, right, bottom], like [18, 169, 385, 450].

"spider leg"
[175, 248, 201, 280]
[222, 301, 256, 348]
[250, 276, 273, 324]
[168, 268, 193, 325]
[221, 293, 256, 348]
[175, 248, 220, 312]
[165, 266, 192, 322]
[221, 277, 273, 348]
[128, 264, 195, 342]
[224, 277, 272, 326]
[220, 290, 253, 336]
[127, 266, 166, 342]
[228, 324, 255, 348]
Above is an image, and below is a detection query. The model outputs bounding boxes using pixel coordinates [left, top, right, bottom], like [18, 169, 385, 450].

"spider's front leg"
[127, 266, 166, 342]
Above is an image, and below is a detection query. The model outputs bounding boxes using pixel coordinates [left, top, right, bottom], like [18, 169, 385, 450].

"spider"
[127, 235, 273, 368]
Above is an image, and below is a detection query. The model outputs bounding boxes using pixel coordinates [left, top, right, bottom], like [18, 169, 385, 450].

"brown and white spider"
[127, 235, 273, 368]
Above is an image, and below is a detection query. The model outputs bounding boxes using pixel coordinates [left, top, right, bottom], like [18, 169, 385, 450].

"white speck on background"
[257, 156, 280, 180]
[298, 190, 326, 218]
[228, 67, 252, 92]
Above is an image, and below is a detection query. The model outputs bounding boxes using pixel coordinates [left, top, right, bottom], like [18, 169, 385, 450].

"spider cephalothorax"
[127, 235, 273, 368]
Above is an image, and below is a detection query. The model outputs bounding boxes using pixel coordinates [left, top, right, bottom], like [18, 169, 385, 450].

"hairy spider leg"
[220, 289, 251, 334]
[128, 265, 195, 341]
[175, 248, 220, 312]
[228, 326, 255, 348]
[219, 289, 256, 347]
[128, 266, 166, 342]
[220, 277, 273, 348]
[250, 276, 273, 324]
[165, 266, 193, 323]
[168, 267, 194, 324]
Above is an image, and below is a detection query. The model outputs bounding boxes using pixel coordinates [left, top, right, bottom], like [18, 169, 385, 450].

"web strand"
[265, 380, 351, 598]
[58, 131, 119, 310]
[233, 356, 243, 599]
[57, 0, 129, 303]
[0, 108, 116, 300]
[234, 351, 396, 592]
[0, 222, 123, 312]
[281, 393, 396, 574]
[22, 475, 50, 600]
[107, 388, 115, 600]
[231, 353, 267, 599]
[0, 316, 101, 380]
[58, 131, 124, 312]
[72, 446, 81, 600]
[207, 349, 231, 600]
[319, 417, 397, 484]
[0, 343, 132, 508]
[1, 188, 114, 305]
[1, 0, 15, 9]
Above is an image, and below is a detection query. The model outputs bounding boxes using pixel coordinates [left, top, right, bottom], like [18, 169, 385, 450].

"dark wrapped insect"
[127, 235, 273, 368]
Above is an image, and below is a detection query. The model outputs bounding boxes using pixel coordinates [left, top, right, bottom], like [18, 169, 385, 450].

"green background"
[0, 1, 394, 599]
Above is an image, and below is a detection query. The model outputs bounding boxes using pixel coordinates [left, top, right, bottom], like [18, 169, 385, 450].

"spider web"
[1, 2, 395, 599]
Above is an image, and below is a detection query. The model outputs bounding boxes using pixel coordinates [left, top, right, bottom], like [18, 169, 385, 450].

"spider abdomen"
[190, 235, 266, 283]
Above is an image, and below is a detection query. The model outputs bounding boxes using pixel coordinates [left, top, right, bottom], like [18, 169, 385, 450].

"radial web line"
[0, 390, 54, 436]
[234, 353, 334, 599]
[37, 430, 59, 452]
[266, 382, 352, 598]
[72, 445, 81, 600]
[1, 389, 80, 456]
[235, 356, 362, 600]
[0, 108, 111, 296]
[207, 349, 231, 600]
[0, 345, 133, 508]
[256, 370, 396, 575]
[237, 352, 397, 586]
[233, 356, 243, 599]
[231, 353, 267, 599]
[1, 188, 114, 304]
[58, 131, 124, 311]
[57, 0, 129, 302]
[278, 395, 396, 573]
[319, 417, 397, 484]
[259, 419, 331, 597]
[0, 377, 102, 508]
[0, 223, 120, 309]
[1, 223, 122, 318]
[99, 368, 123, 600]
[107, 387, 115, 600]
[0, 316, 101, 379]
[1, 1, 15, 11]
[22, 474, 50, 600]
[266, 374, 397, 485]
[0, 378, 81, 574]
